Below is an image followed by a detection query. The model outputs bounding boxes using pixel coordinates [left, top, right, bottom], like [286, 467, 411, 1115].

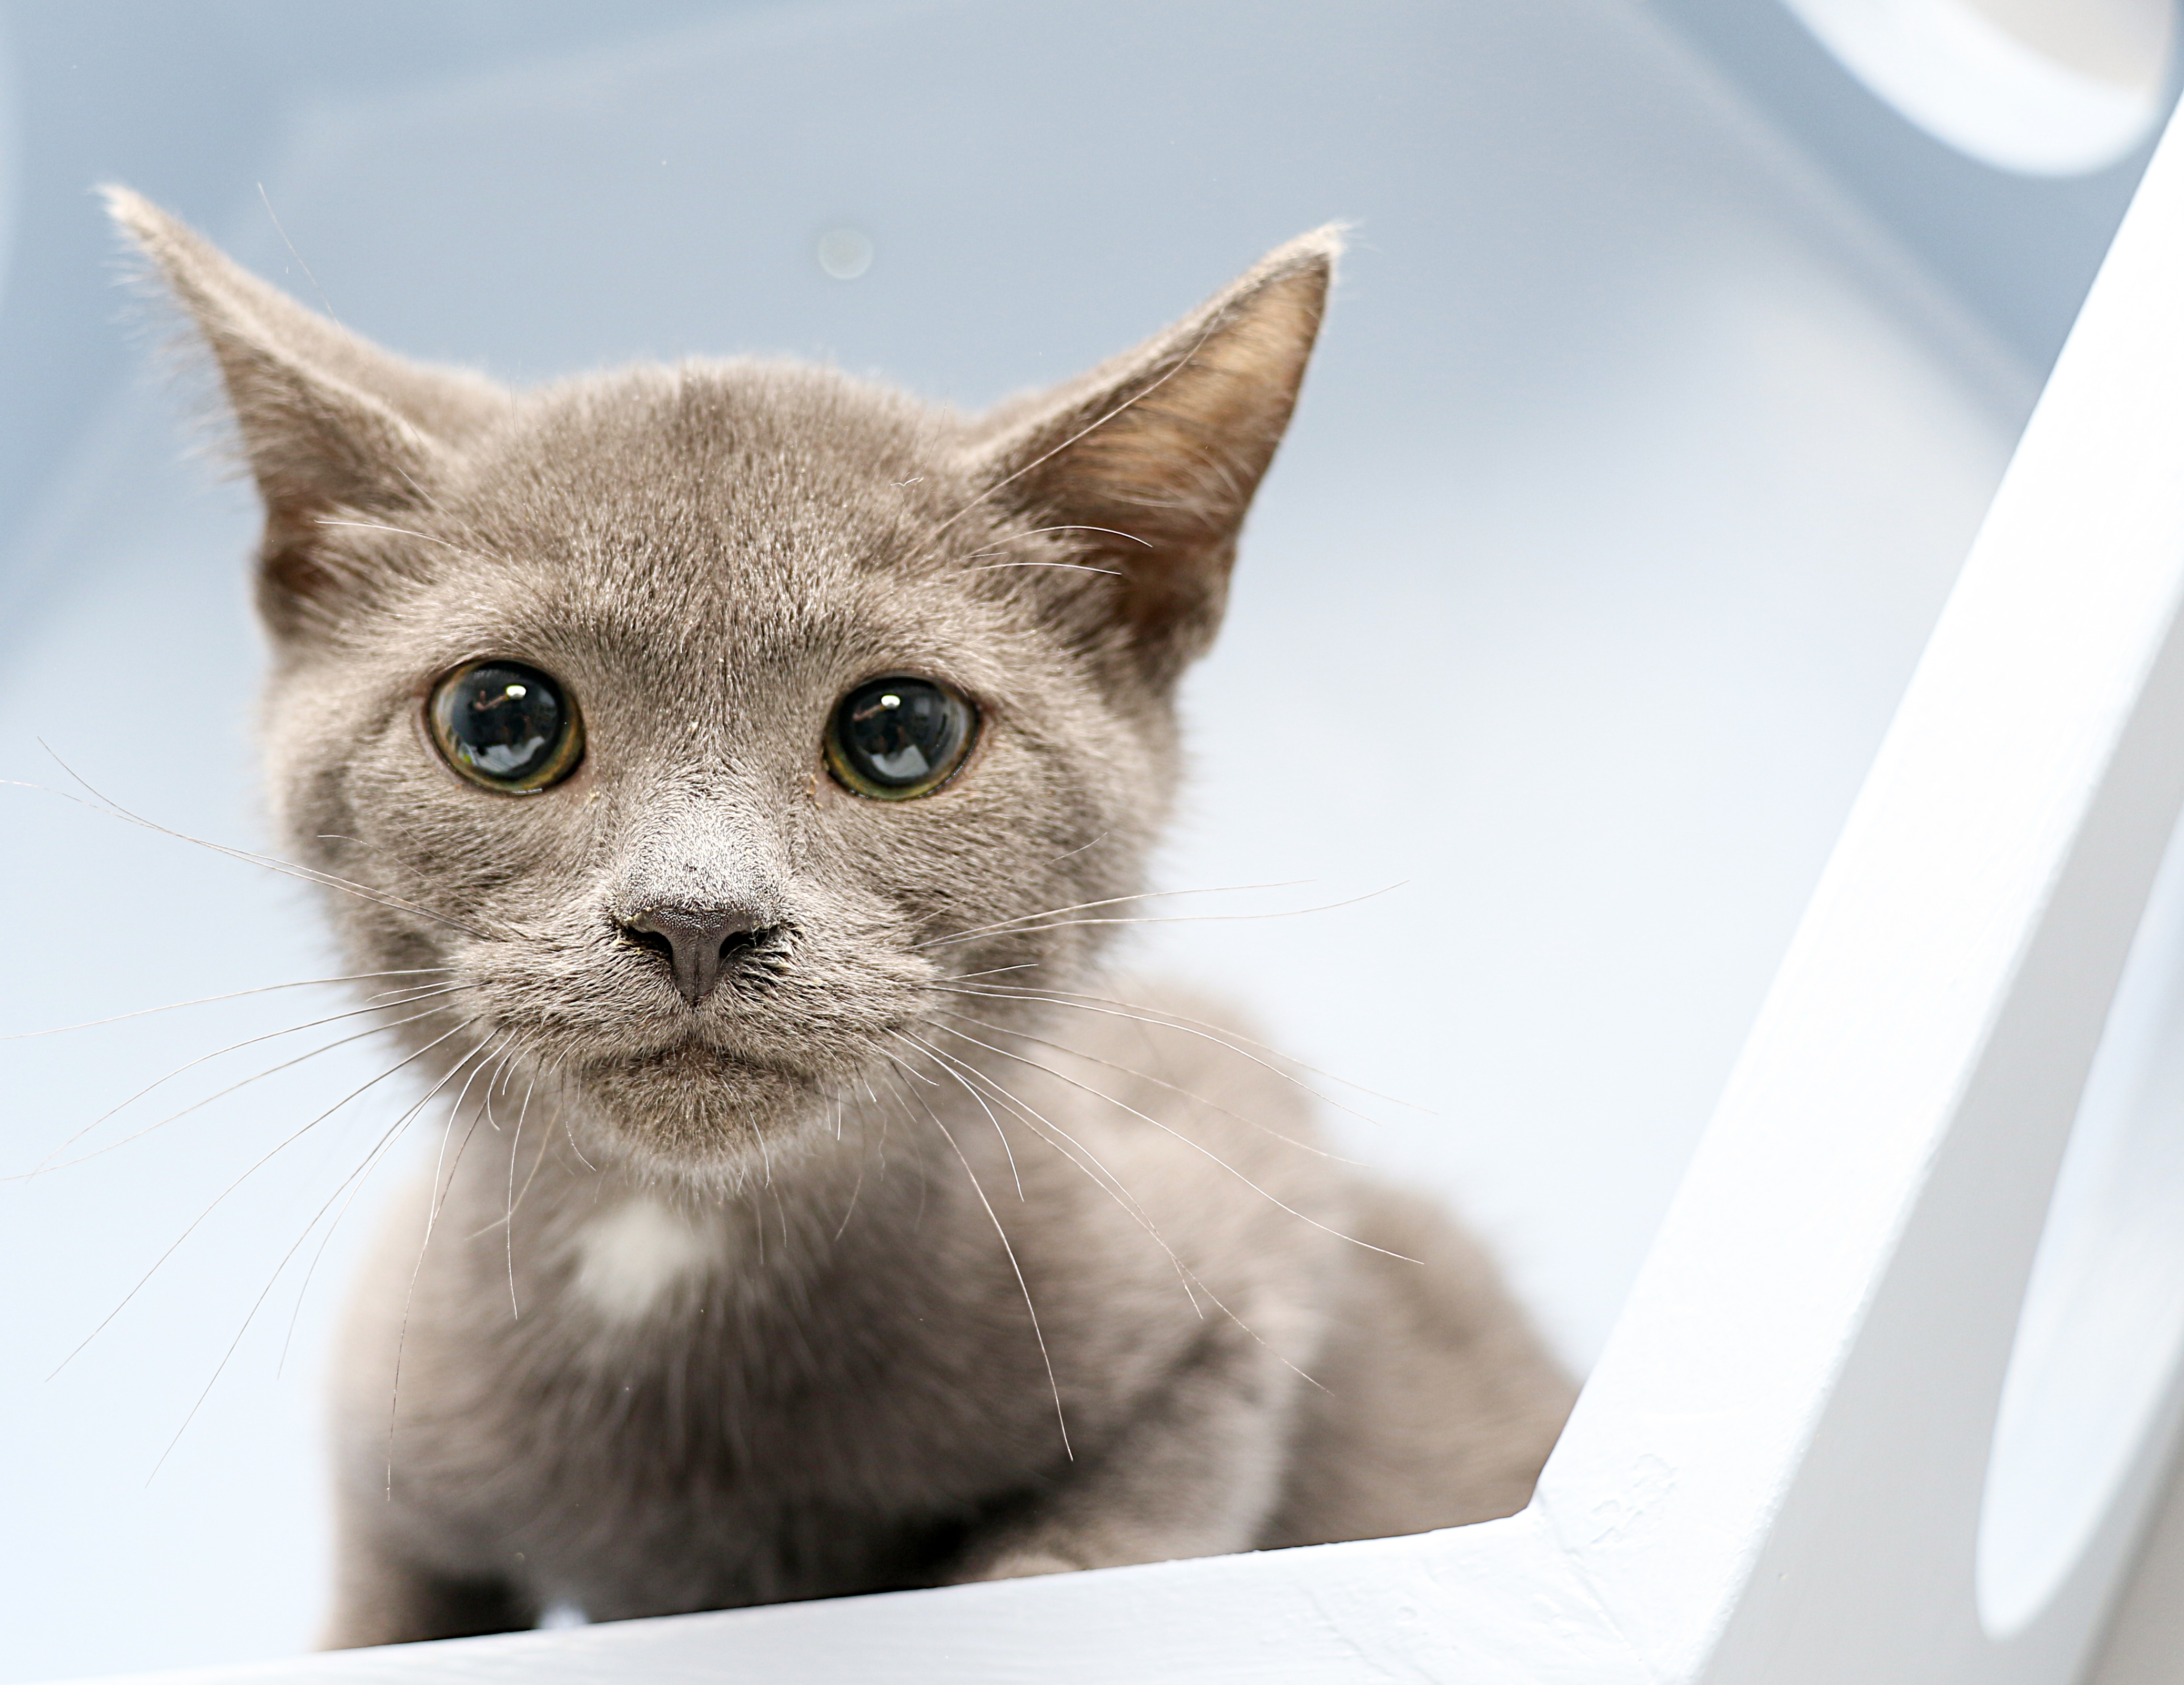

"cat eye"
[428, 661, 585, 793]
[825, 676, 977, 799]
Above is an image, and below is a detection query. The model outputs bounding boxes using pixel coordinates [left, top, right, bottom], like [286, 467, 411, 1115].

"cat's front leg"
[949, 1319, 1305, 1582]
[320, 1521, 534, 1649]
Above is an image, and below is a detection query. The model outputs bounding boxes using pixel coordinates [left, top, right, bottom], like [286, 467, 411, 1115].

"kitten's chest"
[400, 1175, 1079, 1608]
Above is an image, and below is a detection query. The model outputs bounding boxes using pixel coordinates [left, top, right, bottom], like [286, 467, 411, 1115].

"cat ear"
[965, 227, 1338, 685]
[103, 186, 506, 625]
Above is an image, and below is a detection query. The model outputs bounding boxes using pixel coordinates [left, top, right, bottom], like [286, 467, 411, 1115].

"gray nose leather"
[619, 902, 771, 1006]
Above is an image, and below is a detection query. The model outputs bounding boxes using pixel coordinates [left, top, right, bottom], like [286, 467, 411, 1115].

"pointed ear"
[103, 186, 507, 628]
[965, 227, 1338, 686]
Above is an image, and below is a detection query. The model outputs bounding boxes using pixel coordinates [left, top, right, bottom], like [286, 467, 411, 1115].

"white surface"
[1978, 751, 2184, 1636]
[1782, 0, 2177, 175]
[56, 55, 2184, 1685]
[0, 0, 2112, 1679]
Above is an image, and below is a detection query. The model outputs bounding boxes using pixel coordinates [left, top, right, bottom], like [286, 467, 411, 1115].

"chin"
[570, 1043, 836, 1188]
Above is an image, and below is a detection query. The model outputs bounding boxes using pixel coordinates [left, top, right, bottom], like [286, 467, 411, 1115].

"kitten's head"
[109, 188, 1332, 1187]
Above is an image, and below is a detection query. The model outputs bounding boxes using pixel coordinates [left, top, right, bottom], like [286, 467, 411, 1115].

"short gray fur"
[107, 187, 1571, 1648]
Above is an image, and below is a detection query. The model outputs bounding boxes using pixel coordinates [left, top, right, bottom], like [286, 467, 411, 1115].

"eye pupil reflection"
[830, 677, 974, 797]
[430, 662, 581, 791]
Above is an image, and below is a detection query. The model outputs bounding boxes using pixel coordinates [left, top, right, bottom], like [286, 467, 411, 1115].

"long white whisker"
[50, 1017, 481, 1382]
[925, 317, 1225, 542]
[918, 883, 1405, 950]
[831, 1132, 871, 1243]
[1, 969, 455, 1040]
[504, 1073, 537, 1317]
[913, 881, 1310, 951]
[386, 1033, 502, 1496]
[10, 754, 505, 940]
[878, 1049, 1071, 1459]
[9, 990, 466, 1180]
[274, 1053, 452, 1379]
[429, 1032, 512, 1227]
[932, 1008, 1356, 1163]
[943, 982, 1424, 1127]
[986, 982, 1433, 1112]
[311, 517, 497, 565]
[966, 523, 1154, 558]
[468, 1071, 560, 1242]
[164, 1029, 492, 1477]
[965, 561, 1123, 576]
[279, 1045, 521, 1379]
[929, 1021, 1417, 1264]
[902, 1036, 1330, 1390]
[889, 1030, 1023, 1200]
[896, 1030, 1198, 1313]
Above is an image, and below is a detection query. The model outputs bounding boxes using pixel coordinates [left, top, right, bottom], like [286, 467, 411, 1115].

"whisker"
[1042, 832, 1110, 868]
[515, 1083, 565, 1216]
[11, 753, 507, 941]
[429, 1032, 513, 1227]
[924, 317, 1224, 542]
[467, 1071, 560, 1243]
[312, 516, 497, 565]
[156, 1029, 493, 1481]
[9, 989, 466, 1180]
[831, 1133, 869, 1243]
[966, 523, 1153, 557]
[913, 881, 1311, 951]
[932, 1008, 1356, 1163]
[895, 1030, 1196, 1311]
[965, 561, 1123, 576]
[869, 1065, 932, 1229]
[877, 1048, 1071, 1459]
[50, 1017, 480, 1382]
[280, 1047, 521, 1378]
[918, 882, 1406, 950]
[276, 1058, 454, 1379]
[928, 1021, 1417, 1264]
[898, 1034, 1330, 1394]
[504, 1072, 537, 1317]
[936, 983, 1401, 1135]
[857, 1074, 890, 1182]
[386, 1034, 503, 1491]
[562, 1108, 597, 1173]
[1, 969, 455, 1040]
[888, 1030, 1023, 1200]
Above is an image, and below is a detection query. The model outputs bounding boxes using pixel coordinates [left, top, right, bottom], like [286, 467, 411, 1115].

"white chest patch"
[572, 1197, 715, 1325]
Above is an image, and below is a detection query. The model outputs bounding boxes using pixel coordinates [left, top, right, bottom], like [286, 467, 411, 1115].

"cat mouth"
[606, 1040, 791, 1082]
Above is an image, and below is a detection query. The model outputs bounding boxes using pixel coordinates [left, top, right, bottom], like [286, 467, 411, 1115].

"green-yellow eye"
[825, 676, 976, 799]
[429, 662, 584, 793]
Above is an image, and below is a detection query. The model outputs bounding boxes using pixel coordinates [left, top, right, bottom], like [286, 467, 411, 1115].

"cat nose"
[619, 904, 772, 1007]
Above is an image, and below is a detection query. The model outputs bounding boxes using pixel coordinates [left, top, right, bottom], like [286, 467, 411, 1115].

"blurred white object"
[6, 1, 2184, 1681]
[1784, 0, 2177, 174]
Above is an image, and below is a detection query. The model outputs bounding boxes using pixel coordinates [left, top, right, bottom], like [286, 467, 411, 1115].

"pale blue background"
[0, 3, 2167, 1678]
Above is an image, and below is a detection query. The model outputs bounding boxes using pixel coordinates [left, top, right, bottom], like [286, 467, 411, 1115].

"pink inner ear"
[966, 235, 1336, 678]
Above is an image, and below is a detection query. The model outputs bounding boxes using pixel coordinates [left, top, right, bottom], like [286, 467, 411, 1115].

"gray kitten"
[108, 188, 1572, 1648]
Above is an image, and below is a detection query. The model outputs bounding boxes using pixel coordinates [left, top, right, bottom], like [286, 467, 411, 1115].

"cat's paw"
[951, 1548, 1082, 1583]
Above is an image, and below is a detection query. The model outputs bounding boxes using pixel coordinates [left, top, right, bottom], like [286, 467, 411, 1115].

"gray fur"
[105, 187, 1572, 1647]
